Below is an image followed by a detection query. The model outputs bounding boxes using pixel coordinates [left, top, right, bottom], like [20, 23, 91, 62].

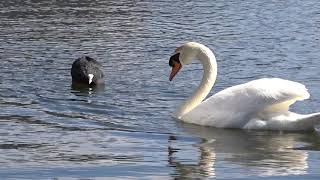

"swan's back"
[182, 78, 310, 128]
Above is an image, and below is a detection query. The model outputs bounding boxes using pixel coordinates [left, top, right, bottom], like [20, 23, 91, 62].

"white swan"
[169, 42, 320, 131]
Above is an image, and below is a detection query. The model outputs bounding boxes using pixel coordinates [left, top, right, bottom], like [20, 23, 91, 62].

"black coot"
[71, 56, 104, 86]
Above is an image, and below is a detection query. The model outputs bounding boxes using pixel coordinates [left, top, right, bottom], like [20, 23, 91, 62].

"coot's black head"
[71, 56, 104, 86]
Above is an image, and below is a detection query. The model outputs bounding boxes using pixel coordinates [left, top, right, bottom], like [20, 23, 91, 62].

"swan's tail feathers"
[263, 112, 320, 131]
[294, 112, 320, 131]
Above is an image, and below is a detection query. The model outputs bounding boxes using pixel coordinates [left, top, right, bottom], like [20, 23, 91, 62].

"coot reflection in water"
[71, 82, 105, 95]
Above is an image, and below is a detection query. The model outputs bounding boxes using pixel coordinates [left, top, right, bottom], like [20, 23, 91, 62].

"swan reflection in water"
[168, 123, 320, 179]
[168, 135, 215, 179]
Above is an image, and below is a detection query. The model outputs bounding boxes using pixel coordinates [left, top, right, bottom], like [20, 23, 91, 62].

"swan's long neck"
[173, 46, 217, 118]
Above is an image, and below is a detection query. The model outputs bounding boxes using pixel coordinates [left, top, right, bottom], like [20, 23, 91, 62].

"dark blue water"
[1, 0, 320, 179]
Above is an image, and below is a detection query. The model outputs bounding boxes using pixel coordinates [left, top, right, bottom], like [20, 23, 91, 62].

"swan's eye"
[169, 53, 180, 67]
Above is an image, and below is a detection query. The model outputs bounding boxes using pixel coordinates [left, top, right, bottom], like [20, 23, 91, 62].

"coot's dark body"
[71, 56, 104, 86]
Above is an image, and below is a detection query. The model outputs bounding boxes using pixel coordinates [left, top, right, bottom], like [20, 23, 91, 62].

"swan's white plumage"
[171, 42, 320, 131]
[182, 78, 311, 129]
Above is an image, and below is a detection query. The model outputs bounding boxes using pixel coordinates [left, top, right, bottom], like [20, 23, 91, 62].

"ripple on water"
[1, 0, 320, 179]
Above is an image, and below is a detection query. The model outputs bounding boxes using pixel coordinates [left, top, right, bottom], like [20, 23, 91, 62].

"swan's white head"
[169, 42, 203, 81]
[169, 42, 217, 118]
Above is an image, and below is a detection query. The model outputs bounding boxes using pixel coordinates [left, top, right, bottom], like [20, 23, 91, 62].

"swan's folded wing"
[182, 78, 310, 127]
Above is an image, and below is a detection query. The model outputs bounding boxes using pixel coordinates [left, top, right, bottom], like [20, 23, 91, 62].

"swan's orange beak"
[169, 61, 182, 81]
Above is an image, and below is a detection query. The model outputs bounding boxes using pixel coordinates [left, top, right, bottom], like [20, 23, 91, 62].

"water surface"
[1, 0, 320, 179]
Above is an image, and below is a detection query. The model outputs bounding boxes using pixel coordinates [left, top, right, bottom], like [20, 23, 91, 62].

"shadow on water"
[168, 122, 320, 179]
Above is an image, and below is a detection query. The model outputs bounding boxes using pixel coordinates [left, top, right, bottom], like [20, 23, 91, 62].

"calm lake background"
[1, 0, 320, 179]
